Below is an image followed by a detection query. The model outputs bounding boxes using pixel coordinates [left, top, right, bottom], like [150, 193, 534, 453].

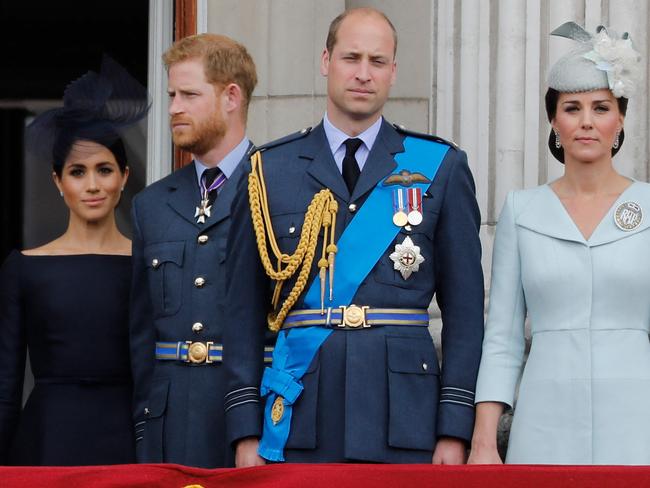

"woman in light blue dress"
[469, 22, 650, 464]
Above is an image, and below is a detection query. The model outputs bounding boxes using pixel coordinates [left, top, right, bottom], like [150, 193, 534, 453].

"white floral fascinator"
[548, 21, 642, 98]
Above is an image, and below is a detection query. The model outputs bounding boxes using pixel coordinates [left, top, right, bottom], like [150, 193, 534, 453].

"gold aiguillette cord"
[248, 150, 339, 332]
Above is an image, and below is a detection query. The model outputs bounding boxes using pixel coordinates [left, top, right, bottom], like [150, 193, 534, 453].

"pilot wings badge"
[383, 169, 431, 187]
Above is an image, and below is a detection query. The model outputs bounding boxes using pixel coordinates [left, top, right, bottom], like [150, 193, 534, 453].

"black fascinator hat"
[27, 55, 150, 176]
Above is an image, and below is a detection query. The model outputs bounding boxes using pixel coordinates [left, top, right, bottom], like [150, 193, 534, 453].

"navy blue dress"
[0, 251, 135, 465]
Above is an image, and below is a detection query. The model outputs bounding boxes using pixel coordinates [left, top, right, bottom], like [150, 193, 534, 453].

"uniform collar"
[323, 113, 382, 159]
[193, 136, 250, 185]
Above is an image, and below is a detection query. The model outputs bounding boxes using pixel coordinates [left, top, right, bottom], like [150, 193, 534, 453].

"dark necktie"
[342, 138, 363, 193]
[201, 167, 226, 207]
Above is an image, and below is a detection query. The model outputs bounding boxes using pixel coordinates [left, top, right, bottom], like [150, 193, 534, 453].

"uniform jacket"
[475, 182, 650, 464]
[223, 120, 484, 463]
[130, 152, 258, 468]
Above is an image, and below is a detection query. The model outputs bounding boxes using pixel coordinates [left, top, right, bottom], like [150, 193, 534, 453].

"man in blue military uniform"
[129, 34, 272, 468]
[224, 8, 484, 465]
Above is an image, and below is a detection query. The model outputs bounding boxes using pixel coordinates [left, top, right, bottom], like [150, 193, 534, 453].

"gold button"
[151, 258, 160, 268]
[348, 204, 357, 212]
[192, 322, 204, 333]
[197, 235, 209, 244]
[194, 277, 206, 287]
[188, 342, 208, 363]
[422, 363, 428, 371]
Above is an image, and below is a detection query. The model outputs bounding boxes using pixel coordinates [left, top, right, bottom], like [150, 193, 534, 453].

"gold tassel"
[248, 150, 339, 332]
[318, 261, 327, 314]
[327, 199, 339, 301]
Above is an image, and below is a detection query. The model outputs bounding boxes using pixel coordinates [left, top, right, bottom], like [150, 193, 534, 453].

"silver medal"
[389, 236, 425, 280]
[195, 199, 212, 224]
[406, 187, 423, 226]
[407, 210, 423, 226]
[614, 201, 643, 231]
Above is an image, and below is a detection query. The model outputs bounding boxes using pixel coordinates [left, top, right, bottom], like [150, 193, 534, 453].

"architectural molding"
[197, 0, 208, 34]
[146, 0, 174, 184]
[173, 0, 197, 169]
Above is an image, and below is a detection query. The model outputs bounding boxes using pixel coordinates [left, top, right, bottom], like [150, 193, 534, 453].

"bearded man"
[129, 33, 270, 468]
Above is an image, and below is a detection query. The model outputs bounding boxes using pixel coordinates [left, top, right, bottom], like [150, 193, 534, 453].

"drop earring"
[554, 130, 561, 149]
[613, 130, 620, 149]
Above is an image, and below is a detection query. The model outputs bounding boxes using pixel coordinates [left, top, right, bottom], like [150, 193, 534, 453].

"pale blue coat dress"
[475, 181, 650, 464]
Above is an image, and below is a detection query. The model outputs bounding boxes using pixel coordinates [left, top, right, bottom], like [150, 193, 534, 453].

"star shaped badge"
[389, 236, 425, 280]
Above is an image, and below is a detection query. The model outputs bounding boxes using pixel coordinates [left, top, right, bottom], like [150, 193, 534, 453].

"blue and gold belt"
[155, 341, 274, 364]
[259, 136, 447, 462]
[282, 306, 430, 330]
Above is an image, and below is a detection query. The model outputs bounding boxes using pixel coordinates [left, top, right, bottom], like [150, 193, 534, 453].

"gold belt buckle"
[185, 341, 214, 364]
[339, 305, 370, 328]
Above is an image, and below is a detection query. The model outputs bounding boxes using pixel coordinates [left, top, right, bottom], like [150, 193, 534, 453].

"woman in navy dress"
[0, 58, 148, 465]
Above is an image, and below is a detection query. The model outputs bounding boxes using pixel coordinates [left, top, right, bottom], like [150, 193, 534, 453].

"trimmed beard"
[172, 112, 227, 156]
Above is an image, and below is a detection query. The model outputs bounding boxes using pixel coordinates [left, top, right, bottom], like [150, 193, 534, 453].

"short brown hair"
[326, 8, 398, 57]
[163, 33, 257, 115]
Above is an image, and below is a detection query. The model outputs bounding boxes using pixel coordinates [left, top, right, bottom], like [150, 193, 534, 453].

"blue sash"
[258, 136, 449, 461]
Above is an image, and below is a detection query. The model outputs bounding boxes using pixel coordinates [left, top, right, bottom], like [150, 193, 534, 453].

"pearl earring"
[59, 191, 64, 197]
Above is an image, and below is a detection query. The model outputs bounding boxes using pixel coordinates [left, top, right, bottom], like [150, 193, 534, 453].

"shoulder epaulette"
[392, 123, 459, 150]
[252, 127, 313, 154]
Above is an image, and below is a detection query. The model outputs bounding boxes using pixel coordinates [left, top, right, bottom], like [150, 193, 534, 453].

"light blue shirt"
[194, 136, 250, 188]
[323, 113, 382, 173]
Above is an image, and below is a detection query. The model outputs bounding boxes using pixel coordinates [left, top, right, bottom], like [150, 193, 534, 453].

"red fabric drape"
[2, 463, 650, 488]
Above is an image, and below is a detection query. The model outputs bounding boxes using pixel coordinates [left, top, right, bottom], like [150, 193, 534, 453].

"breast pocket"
[144, 241, 185, 318]
[373, 210, 438, 291]
[271, 212, 305, 255]
[386, 335, 439, 451]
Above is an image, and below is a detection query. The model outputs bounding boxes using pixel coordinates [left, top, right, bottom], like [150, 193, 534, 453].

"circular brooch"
[614, 201, 643, 231]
